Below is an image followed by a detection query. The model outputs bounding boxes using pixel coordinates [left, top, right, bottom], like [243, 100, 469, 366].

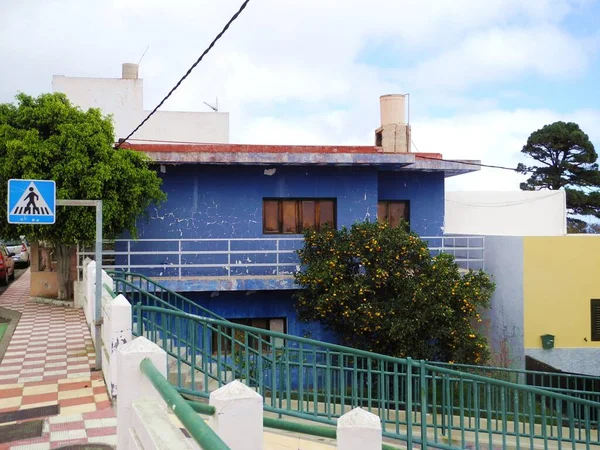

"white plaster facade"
[444, 190, 567, 236]
[52, 64, 229, 144]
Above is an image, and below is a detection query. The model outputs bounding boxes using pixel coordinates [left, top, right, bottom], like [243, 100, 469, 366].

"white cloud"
[400, 26, 590, 91]
[0, 0, 598, 194]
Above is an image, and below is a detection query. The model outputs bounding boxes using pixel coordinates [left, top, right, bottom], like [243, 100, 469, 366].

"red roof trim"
[121, 143, 442, 159]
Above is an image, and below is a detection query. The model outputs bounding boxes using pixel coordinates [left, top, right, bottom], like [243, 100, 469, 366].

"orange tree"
[294, 221, 495, 364]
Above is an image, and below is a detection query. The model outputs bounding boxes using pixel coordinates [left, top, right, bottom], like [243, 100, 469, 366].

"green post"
[406, 357, 413, 448]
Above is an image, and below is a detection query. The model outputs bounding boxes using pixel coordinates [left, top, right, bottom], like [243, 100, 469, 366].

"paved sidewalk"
[0, 270, 116, 449]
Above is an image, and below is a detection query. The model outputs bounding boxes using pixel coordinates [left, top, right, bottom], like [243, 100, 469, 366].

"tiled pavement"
[0, 271, 116, 449]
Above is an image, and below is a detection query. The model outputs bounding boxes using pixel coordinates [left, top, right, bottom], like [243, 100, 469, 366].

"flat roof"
[122, 143, 480, 177]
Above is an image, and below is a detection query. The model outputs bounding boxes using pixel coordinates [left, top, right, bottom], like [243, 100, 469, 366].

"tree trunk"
[55, 243, 72, 300]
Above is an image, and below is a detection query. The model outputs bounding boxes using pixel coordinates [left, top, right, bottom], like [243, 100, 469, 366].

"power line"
[446, 192, 562, 208]
[126, 138, 217, 145]
[411, 139, 519, 172]
[125, 136, 523, 173]
[115, 0, 252, 149]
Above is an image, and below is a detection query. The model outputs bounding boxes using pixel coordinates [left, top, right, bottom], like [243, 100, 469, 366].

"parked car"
[1, 237, 29, 267]
[0, 244, 15, 285]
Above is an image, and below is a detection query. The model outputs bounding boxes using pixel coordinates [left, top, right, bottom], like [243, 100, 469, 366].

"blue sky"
[0, 0, 599, 191]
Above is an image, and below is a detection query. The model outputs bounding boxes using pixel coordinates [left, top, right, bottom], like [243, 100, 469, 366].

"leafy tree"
[294, 222, 495, 364]
[0, 93, 166, 298]
[517, 121, 600, 231]
[569, 222, 600, 234]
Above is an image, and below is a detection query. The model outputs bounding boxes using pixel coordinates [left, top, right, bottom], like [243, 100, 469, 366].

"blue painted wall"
[124, 164, 447, 342]
[185, 289, 338, 344]
[378, 171, 445, 236]
[133, 165, 444, 239]
[136, 165, 378, 239]
[121, 165, 445, 279]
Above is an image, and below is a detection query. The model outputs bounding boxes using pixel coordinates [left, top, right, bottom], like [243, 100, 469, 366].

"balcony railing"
[77, 235, 484, 280]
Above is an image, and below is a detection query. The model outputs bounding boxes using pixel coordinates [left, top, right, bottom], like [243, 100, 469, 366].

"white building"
[444, 190, 567, 236]
[52, 63, 229, 144]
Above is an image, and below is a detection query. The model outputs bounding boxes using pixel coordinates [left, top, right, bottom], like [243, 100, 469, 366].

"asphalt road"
[0, 267, 28, 296]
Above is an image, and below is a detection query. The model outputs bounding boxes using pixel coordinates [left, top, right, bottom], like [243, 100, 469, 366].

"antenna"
[203, 97, 219, 112]
[138, 45, 150, 65]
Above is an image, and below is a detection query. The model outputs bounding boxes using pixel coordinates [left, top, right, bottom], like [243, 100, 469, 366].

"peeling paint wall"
[136, 165, 445, 239]
[135, 165, 380, 239]
[126, 164, 447, 344]
[377, 171, 445, 236]
[121, 165, 446, 281]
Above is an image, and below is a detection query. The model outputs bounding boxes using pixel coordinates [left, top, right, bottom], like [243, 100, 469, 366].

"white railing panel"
[77, 235, 485, 280]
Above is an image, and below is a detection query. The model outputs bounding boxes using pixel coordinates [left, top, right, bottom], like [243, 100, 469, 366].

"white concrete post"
[85, 260, 96, 328]
[103, 294, 132, 400]
[337, 408, 382, 450]
[86, 262, 114, 343]
[117, 337, 167, 450]
[209, 380, 263, 450]
[75, 257, 93, 309]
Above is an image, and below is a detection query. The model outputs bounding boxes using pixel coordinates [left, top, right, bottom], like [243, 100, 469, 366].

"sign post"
[7, 180, 104, 370]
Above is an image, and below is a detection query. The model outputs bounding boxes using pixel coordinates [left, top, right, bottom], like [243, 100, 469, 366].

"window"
[378, 200, 410, 227]
[263, 199, 336, 234]
[212, 317, 286, 354]
[591, 300, 600, 341]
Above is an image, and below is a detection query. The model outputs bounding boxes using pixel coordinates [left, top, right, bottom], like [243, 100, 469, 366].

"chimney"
[122, 63, 139, 80]
[375, 94, 411, 153]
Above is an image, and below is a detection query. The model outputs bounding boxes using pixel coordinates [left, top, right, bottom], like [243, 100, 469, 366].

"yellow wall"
[524, 236, 600, 348]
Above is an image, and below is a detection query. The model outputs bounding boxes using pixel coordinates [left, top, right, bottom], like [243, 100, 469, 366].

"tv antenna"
[137, 45, 150, 65]
[204, 97, 219, 112]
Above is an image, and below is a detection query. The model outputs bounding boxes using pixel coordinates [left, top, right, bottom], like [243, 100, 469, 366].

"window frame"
[377, 200, 410, 227]
[262, 198, 337, 234]
[591, 299, 600, 341]
[212, 317, 287, 354]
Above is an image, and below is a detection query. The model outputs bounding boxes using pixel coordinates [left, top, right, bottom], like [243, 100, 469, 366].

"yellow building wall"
[524, 236, 600, 348]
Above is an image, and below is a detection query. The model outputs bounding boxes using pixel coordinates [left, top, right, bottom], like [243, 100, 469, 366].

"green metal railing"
[132, 304, 600, 449]
[112, 272, 600, 449]
[112, 271, 600, 402]
[108, 270, 224, 320]
[431, 361, 600, 404]
[140, 358, 230, 449]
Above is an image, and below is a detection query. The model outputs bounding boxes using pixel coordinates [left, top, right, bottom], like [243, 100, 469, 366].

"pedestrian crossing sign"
[7, 179, 56, 224]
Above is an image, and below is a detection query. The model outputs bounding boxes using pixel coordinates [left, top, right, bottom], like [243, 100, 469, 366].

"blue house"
[109, 95, 480, 343]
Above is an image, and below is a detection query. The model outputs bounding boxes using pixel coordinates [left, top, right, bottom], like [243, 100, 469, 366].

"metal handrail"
[102, 283, 116, 299]
[109, 272, 224, 321]
[78, 235, 485, 279]
[135, 304, 600, 448]
[135, 306, 600, 408]
[140, 358, 230, 449]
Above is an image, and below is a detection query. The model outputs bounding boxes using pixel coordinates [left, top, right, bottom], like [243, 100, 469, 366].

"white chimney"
[122, 63, 139, 80]
[376, 94, 411, 153]
[380, 94, 406, 126]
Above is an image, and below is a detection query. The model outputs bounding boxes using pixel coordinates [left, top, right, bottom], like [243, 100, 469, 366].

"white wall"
[480, 236, 525, 370]
[445, 191, 567, 236]
[52, 70, 229, 144]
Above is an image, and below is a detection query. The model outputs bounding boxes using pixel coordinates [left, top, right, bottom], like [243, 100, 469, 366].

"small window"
[591, 300, 600, 341]
[212, 317, 287, 354]
[378, 200, 410, 227]
[263, 199, 336, 234]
